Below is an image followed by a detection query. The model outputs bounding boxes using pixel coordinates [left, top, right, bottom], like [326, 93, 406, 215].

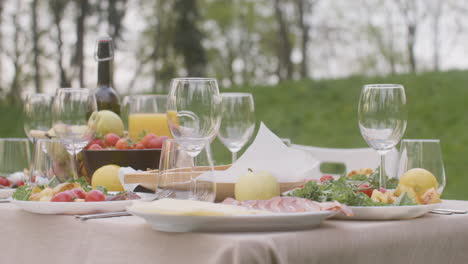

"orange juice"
[128, 113, 172, 141]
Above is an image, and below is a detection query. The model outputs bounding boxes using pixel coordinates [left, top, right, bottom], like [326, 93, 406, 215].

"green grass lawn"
[2, 70, 468, 199]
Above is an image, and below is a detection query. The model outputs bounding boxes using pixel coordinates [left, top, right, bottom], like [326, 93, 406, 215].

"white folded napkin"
[118, 167, 142, 192]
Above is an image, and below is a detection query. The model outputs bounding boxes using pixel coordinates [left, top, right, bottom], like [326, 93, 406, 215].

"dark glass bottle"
[95, 36, 121, 115]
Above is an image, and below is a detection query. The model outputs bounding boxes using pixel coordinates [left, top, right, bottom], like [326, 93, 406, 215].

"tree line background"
[0, 0, 467, 101]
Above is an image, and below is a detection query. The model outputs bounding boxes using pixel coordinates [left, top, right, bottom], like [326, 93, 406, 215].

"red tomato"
[141, 133, 157, 148]
[85, 139, 104, 149]
[378, 188, 387, 193]
[357, 183, 373, 197]
[320, 175, 334, 182]
[147, 137, 163, 149]
[88, 144, 103, 150]
[104, 133, 120, 147]
[115, 138, 130, 150]
[70, 188, 86, 199]
[0, 177, 10, 187]
[85, 190, 106, 202]
[135, 142, 145, 149]
[51, 191, 74, 202]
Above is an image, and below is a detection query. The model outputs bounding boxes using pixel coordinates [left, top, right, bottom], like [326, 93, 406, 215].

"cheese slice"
[129, 198, 268, 216]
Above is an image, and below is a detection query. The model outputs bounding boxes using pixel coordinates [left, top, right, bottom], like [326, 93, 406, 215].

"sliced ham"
[221, 197, 353, 216]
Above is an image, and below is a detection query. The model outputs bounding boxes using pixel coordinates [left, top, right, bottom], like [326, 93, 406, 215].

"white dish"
[11, 192, 155, 215]
[333, 203, 441, 220]
[128, 209, 334, 232]
[0, 188, 15, 199]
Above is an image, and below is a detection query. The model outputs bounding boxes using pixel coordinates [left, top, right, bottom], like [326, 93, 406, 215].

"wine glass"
[52, 88, 97, 178]
[358, 84, 407, 188]
[23, 93, 54, 141]
[397, 139, 445, 194]
[29, 139, 73, 185]
[121, 95, 131, 130]
[166, 78, 222, 157]
[217, 93, 255, 163]
[128, 95, 171, 141]
[0, 138, 31, 184]
[157, 138, 215, 202]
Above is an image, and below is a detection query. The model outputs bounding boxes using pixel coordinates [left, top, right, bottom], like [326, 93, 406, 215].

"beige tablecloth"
[1, 200, 468, 264]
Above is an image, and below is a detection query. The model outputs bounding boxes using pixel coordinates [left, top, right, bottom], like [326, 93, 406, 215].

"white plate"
[11, 192, 155, 215]
[0, 188, 15, 199]
[333, 203, 441, 220]
[128, 209, 334, 232]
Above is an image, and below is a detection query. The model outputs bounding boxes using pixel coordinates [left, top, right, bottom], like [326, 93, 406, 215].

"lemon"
[91, 164, 123, 192]
[398, 168, 438, 196]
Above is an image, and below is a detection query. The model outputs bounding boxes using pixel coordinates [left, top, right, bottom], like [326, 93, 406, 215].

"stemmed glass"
[52, 88, 97, 178]
[0, 138, 31, 183]
[217, 93, 255, 163]
[23, 93, 54, 141]
[358, 84, 407, 188]
[166, 78, 222, 156]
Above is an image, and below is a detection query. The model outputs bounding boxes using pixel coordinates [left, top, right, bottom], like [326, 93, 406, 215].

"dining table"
[1, 200, 468, 264]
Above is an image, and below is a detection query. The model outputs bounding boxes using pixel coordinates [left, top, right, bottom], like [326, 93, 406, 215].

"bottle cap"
[94, 36, 114, 61]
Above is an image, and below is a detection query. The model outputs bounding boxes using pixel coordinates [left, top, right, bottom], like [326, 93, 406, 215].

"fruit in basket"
[235, 169, 280, 201]
[88, 110, 124, 137]
[91, 164, 123, 191]
[397, 168, 438, 196]
[89, 144, 103, 150]
[115, 138, 134, 150]
[104, 133, 120, 147]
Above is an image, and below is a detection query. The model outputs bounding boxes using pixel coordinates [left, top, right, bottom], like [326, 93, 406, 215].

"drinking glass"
[0, 138, 31, 183]
[52, 88, 97, 178]
[358, 84, 407, 188]
[29, 139, 73, 185]
[217, 93, 255, 163]
[397, 139, 445, 194]
[127, 95, 171, 141]
[167, 78, 222, 157]
[157, 139, 215, 202]
[23, 93, 53, 141]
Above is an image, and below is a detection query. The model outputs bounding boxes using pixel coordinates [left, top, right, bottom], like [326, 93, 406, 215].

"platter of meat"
[127, 197, 352, 232]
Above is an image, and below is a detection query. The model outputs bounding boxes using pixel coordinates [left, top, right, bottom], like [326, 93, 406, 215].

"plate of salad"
[288, 169, 442, 220]
[11, 177, 155, 215]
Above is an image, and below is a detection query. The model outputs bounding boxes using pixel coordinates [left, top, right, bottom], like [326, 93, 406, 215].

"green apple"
[88, 110, 124, 137]
[235, 169, 280, 201]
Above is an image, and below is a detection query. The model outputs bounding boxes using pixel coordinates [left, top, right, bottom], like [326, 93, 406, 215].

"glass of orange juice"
[128, 95, 173, 141]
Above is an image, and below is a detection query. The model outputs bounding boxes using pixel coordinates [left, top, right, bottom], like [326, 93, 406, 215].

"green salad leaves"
[12, 185, 32, 201]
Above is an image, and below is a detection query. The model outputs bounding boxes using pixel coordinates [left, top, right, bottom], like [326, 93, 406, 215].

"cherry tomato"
[115, 138, 131, 150]
[141, 133, 157, 148]
[104, 133, 120, 147]
[70, 188, 86, 199]
[147, 137, 163, 149]
[88, 144, 103, 150]
[51, 191, 74, 202]
[357, 183, 373, 197]
[378, 188, 387, 193]
[0, 177, 10, 187]
[85, 190, 106, 202]
[85, 139, 104, 149]
[135, 142, 145, 149]
[320, 175, 334, 182]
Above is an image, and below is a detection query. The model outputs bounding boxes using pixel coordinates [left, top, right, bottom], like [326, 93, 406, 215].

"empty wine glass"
[0, 138, 31, 183]
[397, 139, 445, 194]
[52, 88, 97, 178]
[217, 93, 255, 163]
[23, 93, 54, 141]
[358, 84, 407, 188]
[157, 138, 215, 202]
[167, 78, 222, 157]
[29, 139, 73, 185]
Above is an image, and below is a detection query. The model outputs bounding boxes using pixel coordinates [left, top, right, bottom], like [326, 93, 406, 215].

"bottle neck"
[97, 60, 113, 87]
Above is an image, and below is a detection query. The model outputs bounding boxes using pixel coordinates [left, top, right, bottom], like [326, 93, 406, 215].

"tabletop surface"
[2, 200, 468, 264]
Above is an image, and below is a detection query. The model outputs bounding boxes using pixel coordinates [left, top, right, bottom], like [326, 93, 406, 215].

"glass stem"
[71, 144, 78, 179]
[231, 151, 237, 164]
[379, 153, 386, 189]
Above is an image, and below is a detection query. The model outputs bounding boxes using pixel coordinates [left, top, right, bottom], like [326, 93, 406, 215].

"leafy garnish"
[347, 174, 368, 181]
[95, 185, 108, 195]
[12, 186, 32, 201]
[68, 177, 92, 192]
[392, 192, 417, 206]
[137, 130, 148, 142]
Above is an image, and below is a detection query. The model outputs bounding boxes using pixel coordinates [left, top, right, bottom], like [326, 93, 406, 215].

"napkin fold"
[213, 122, 319, 183]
